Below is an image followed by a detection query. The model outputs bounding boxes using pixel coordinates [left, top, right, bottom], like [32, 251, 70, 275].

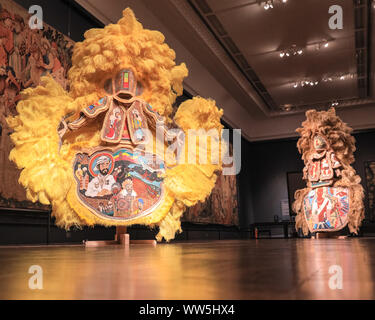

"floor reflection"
[0, 239, 374, 299]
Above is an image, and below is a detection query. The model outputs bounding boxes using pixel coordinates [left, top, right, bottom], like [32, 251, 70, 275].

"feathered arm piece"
[156, 97, 225, 241]
[6, 76, 84, 228]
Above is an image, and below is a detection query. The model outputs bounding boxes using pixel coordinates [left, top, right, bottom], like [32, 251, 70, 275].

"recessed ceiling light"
[279, 45, 304, 59]
[260, 0, 287, 10]
[283, 104, 292, 111]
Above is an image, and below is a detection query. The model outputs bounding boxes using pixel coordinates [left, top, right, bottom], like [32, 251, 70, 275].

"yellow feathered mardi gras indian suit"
[6, 8, 224, 241]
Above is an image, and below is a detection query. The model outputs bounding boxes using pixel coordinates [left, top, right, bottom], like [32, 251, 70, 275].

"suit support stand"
[84, 226, 157, 247]
[312, 231, 347, 239]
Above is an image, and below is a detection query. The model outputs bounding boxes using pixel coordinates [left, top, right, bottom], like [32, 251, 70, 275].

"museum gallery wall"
[365, 161, 375, 221]
[0, 0, 239, 227]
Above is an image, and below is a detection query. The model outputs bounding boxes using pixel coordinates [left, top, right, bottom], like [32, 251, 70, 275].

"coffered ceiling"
[75, 0, 375, 141]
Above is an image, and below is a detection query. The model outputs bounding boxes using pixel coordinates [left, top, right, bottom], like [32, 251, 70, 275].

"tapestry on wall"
[182, 141, 239, 226]
[364, 161, 375, 222]
[0, 0, 74, 209]
[182, 173, 239, 226]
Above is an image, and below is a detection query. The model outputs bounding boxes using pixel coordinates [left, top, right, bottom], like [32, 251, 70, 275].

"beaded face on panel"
[103, 69, 144, 103]
[313, 135, 327, 151]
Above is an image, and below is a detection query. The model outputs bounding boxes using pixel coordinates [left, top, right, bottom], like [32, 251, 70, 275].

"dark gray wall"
[352, 131, 375, 185]
[238, 138, 255, 227]
[251, 138, 303, 224]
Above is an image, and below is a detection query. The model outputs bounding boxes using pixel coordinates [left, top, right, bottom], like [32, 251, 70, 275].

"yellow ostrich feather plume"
[7, 8, 224, 241]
